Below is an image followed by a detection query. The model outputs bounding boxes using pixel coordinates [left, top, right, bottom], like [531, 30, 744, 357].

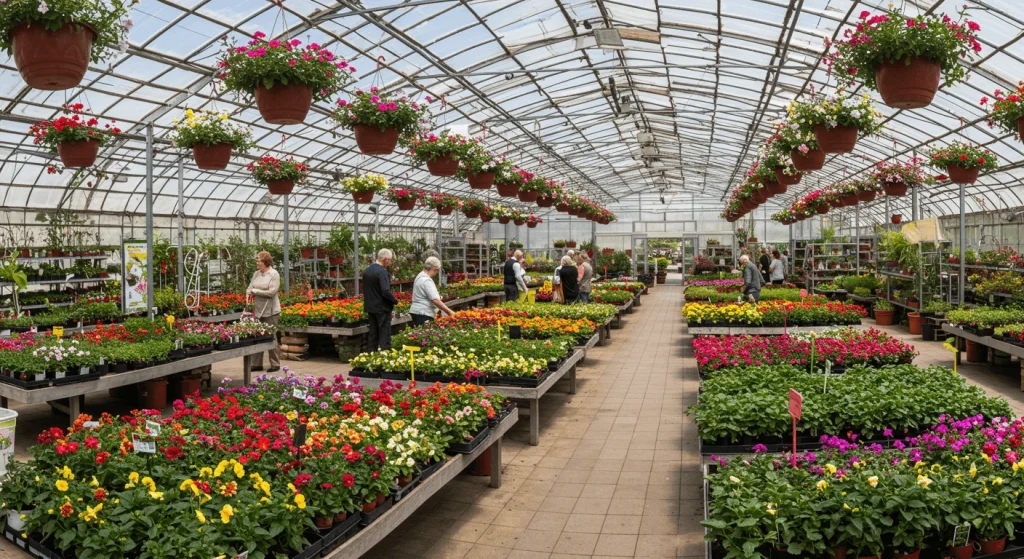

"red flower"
[163, 446, 184, 460]
[60, 503, 74, 518]
[93, 488, 107, 502]
[342, 473, 355, 488]
[95, 451, 110, 465]
[959, 154, 969, 161]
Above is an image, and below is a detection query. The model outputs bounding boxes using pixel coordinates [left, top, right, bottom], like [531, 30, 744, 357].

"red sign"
[789, 389, 803, 419]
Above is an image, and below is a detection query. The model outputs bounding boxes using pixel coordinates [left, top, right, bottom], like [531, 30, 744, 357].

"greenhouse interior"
[8, 0, 1024, 558]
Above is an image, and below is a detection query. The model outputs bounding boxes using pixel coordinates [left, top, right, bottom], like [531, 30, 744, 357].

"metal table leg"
[529, 399, 539, 446]
[243, 354, 252, 386]
[569, 365, 577, 395]
[489, 437, 503, 488]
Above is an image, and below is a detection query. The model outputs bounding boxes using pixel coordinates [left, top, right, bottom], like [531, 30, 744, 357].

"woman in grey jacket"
[576, 253, 594, 303]
[246, 251, 281, 372]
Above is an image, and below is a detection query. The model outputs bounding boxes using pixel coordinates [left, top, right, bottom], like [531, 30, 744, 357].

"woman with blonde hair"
[557, 254, 579, 304]
[246, 251, 281, 372]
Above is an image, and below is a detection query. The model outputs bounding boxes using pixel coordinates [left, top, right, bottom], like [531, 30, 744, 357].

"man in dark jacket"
[503, 249, 524, 303]
[362, 248, 399, 351]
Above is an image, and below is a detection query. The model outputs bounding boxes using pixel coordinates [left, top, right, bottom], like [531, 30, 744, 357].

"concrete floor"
[3, 277, 1022, 558]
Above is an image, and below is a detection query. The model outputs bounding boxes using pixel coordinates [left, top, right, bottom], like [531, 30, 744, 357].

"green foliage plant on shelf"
[874, 298, 893, 311]
[0, 0, 137, 63]
[0, 256, 28, 315]
[333, 86, 431, 134]
[218, 33, 354, 104]
[169, 109, 255, 152]
[947, 306, 1024, 331]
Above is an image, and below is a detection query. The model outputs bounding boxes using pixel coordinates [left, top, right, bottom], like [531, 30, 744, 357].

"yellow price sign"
[943, 337, 960, 374]
[403, 346, 421, 381]
[165, 315, 176, 329]
[52, 326, 64, 338]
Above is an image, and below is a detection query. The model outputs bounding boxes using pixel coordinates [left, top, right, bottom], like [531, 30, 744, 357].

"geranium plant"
[29, 103, 120, 168]
[772, 115, 824, 171]
[461, 198, 487, 218]
[823, 7, 983, 108]
[406, 131, 473, 177]
[333, 87, 429, 135]
[927, 141, 998, 185]
[872, 158, 934, 196]
[386, 187, 423, 210]
[247, 155, 309, 195]
[423, 192, 460, 212]
[981, 84, 1024, 139]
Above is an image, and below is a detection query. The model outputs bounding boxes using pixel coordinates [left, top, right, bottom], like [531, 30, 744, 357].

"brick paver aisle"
[365, 276, 704, 559]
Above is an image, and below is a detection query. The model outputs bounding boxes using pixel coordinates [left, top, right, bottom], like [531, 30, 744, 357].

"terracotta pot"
[190, 142, 233, 170]
[951, 545, 973, 559]
[143, 379, 168, 410]
[814, 124, 859, 153]
[752, 189, 768, 204]
[329, 256, 345, 265]
[498, 217, 511, 224]
[333, 512, 348, 523]
[301, 248, 314, 259]
[353, 124, 400, 155]
[426, 154, 459, 177]
[480, 215, 493, 222]
[180, 377, 201, 398]
[840, 195, 858, 206]
[513, 219, 525, 226]
[11, 22, 95, 90]
[437, 206, 455, 216]
[774, 168, 801, 186]
[314, 516, 333, 530]
[763, 180, 786, 196]
[947, 164, 980, 185]
[398, 474, 415, 487]
[351, 190, 374, 204]
[527, 222, 538, 228]
[376, 492, 386, 506]
[361, 500, 376, 513]
[496, 182, 520, 197]
[537, 196, 555, 208]
[874, 309, 895, 326]
[875, 56, 941, 109]
[266, 179, 294, 195]
[57, 140, 101, 168]
[857, 190, 877, 202]
[891, 214, 902, 224]
[883, 182, 908, 197]
[556, 203, 569, 212]
[908, 312, 922, 335]
[791, 148, 826, 171]
[979, 537, 1007, 555]
[965, 339, 987, 363]
[1018, 117, 1024, 142]
[396, 198, 416, 210]
[467, 171, 494, 189]
[463, 209, 480, 219]
[518, 189, 539, 203]
[741, 199, 757, 212]
[255, 83, 313, 125]
[829, 547, 848, 559]
[816, 205, 828, 215]
[895, 551, 920, 559]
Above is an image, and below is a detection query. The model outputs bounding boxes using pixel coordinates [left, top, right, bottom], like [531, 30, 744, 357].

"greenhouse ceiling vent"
[594, 28, 624, 50]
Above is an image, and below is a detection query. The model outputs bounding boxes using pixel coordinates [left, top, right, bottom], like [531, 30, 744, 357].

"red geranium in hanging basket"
[407, 131, 471, 177]
[927, 142, 997, 186]
[462, 199, 487, 219]
[219, 33, 355, 125]
[387, 188, 423, 211]
[29, 104, 120, 169]
[424, 191, 461, 216]
[982, 86, 1024, 143]
[248, 155, 309, 196]
[526, 214, 542, 228]
[335, 87, 430, 155]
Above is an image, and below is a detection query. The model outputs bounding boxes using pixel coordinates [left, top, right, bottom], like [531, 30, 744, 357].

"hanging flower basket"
[883, 182, 908, 197]
[57, 140, 101, 168]
[496, 182, 520, 197]
[537, 195, 555, 208]
[353, 125, 400, 155]
[751, 189, 768, 204]
[437, 206, 455, 216]
[498, 216, 511, 224]
[351, 191, 374, 204]
[527, 221, 538, 228]
[791, 149, 826, 171]
[340, 173, 388, 204]
[556, 202, 569, 212]
[774, 169, 801, 186]
[875, 58, 941, 109]
[467, 172, 495, 190]
[816, 205, 829, 215]
[518, 189, 539, 203]
[857, 189, 878, 202]
[480, 213, 493, 223]
[513, 219, 525, 226]
[11, 23, 96, 91]
[813, 125, 859, 154]
[191, 143, 234, 171]
[426, 154, 459, 176]
[891, 214, 902, 224]
[840, 194, 859, 206]
[763, 180, 786, 196]
[267, 179, 294, 195]
[255, 83, 314, 125]
[249, 156, 308, 196]
[463, 209, 480, 219]
[394, 199, 414, 210]
[387, 188, 422, 211]
[946, 165, 980, 185]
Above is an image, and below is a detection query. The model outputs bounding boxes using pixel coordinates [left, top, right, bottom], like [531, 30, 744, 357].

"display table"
[685, 325, 856, 335]
[0, 341, 274, 424]
[941, 324, 1024, 391]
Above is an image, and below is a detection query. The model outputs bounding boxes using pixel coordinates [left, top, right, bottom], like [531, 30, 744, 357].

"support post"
[855, 204, 861, 276]
[959, 182, 966, 304]
[591, 220, 596, 254]
[912, 183, 919, 222]
[176, 156, 185, 294]
[145, 125, 155, 319]
[354, 203, 360, 295]
[283, 195, 290, 293]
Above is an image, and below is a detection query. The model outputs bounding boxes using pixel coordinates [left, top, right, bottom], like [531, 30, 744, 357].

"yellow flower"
[232, 462, 245, 479]
[766, 505, 777, 516]
[816, 480, 829, 491]
[58, 466, 75, 480]
[129, 472, 139, 484]
[218, 114, 229, 121]
[185, 109, 195, 118]
[142, 477, 156, 492]
[81, 503, 102, 522]
[970, 463, 978, 478]
[930, 464, 942, 473]
[148, 491, 164, 500]
[824, 464, 837, 476]
[200, 467, 213, 478]
[286, 411, 297, 421]
[90, 476, 99, 487]
[843, 503, 851, 510]
[195, 509, 206, 524]
[294, 493, 306, 510]
[55, 480, 69, 492]
[993, 477, 1004, 486]
[214, 460, 229, 478]
[220, 504, 233, 524]
[917, 475, 933, 489]
[868, 476, 879, 488]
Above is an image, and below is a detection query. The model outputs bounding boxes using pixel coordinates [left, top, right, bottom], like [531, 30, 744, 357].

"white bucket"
[0, 408, 17, 477]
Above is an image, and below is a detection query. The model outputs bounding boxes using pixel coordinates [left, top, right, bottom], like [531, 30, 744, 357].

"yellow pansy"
[294, 493, 306, 509]
[195, 509, 206, 524]
[824, 464, 837, 476]
[993, 477, 1004, 486]
[868, 476, 879, 488]
[970, 463, 978, 478]
[220, 504, 233, 524]
[148, 491, 164, 500]
[232, 462, 245, 479]
[917, 476, 933, 489]
[816, 480, 829, 491]
[55, 480, 69, 492]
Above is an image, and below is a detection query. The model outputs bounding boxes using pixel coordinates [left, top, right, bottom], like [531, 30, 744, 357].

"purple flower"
[883, 428, 893, 438]
[752, 444, 768, 454]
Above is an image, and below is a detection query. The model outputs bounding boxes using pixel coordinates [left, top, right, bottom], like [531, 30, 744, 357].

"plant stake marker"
[404, 345, 421, 382]
[944, 337, 959, 374]
[51, 325, 63, 338]
[789, 388, 802, 467]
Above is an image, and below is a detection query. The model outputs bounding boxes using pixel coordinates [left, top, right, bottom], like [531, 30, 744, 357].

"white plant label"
[145, 420, 162, 436]
[82, 421, 100, 429]
[132, 433, 156, 454]
[292, 388, 308, 400]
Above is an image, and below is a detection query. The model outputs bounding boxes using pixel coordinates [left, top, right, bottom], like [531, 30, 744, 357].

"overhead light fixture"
[594, 28, 624, 50]
[504, 73, 514, 80]
[641, 145, 658, 157]
[583, 20, 593, 30]
[637, 131, 654, 145]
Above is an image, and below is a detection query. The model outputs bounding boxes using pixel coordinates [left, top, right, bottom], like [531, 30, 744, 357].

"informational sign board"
[789, 389, 803, 419]
[122, 240, 150, 314]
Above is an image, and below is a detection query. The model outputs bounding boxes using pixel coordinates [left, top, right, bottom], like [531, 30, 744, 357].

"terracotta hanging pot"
[426, 154, 459, 176]
[353, 124, 400, 155]
[774, 168, 801, 186]
[813, 124, 859, 153]
[498, 216, 511, 224]
[741, 199, 757, 212]
[556, 202, 569, 212]
[537, 196, 555, 208]
[192, 143, 233, 170]
[396, 199, 416, 210]
[255, 83, 313, 125]
[513, 219, 526, 226]
[816, 205, 828, 215]
[467, 172, 494, 189]
[518, 189, 539, 203]
[891, 214, 902, 224]
[947, 164, 980, 185]
[527, 222, 538, 228]
[351, 190, 374, 204]
[875, 57, 941, 109]
[752, 189, 768, 204]
[856, 189, 877, 202]
[463, 209, 480, 219]
[57, 140, 100, 168]
[266, 179, 294, 195]
[840, 195, 858, 206]
[883, 182, 908, 196]
[437, 206, 455, 216]
[765, 181, 787, 196]
[791, 148, 826, 171]
[1018, 117, 1024, 141]
[496, 182, 520, 197]
[11, 22, 95, 91]
[480, 214, 493, 222]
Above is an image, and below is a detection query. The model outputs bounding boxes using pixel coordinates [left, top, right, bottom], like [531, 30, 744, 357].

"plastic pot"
[467, 172, 495, 190]
[192, 143, 233, 170]
[892, 215, 902, 224]
[437, 206, 455, 216]
[518, 189, 539, 203]
[894, 550, 920, 559]
[351, 190, 374, 204]
[426, 154, 459, 176]
[266, 179, 294, 195]
[470, 450, 492, 476]
[513, 219, 525, 226]
[965, 339, 987, 363]
[875, 57, 941, 109]
[813, 124, 859, 153]
[255, 83, 313, 125]
[57, 140, 100, 168]
[11, 22, 95, 90]
[908, 312, 922, 335]
[180, 377, 201, 399]
[816, 205, 829, 215]
[353, 124, 400, 155]
[951, 545, 973, 559]
[874, 309, 895, 326]
[791, 148, 826, 171]
[361, 500, 376, 513]
[463, 209, 480, 219]
[537, 196, 555, 207]
[496, 182, 520, 197]
[396, 199, 416, 211]
[774, 168, 801, 186]
[857, 189, 877, 202]
[884, 182, 908, 197]
[840, 195, 858, 206]
[143, 379, 168, 410]
[947, 165, 980, 185]
[978, 538, 1007, 555]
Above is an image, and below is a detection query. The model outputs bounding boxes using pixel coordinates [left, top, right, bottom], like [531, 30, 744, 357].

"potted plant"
[824, 7, 983, 109]
[424, 192, 460, 216]
[892, 214, 902, 224]
[553, 240, 566, 249]
[872, 158, 934, 197]
[516, 173, 545, 203]
[771, 117, 825, 172]
[536, 179, 564, 207]
[458, 140, 510, 189]
[334, 87, 431, 155]
[247, 155, 308, 195]
[981, 85, 1024, 141]
[29, 104, 120, 168]
[494, 206, 511, 224]
[478, 205, 496, 223]
[461, 198, 487, 219]
[169, 109, 255, 170]
[760, 146, 800, 188]
[406, 130, 472, 177]
[856, 178, 879, 202]
[791, 90, 883, 153]
[927, 142, 998, 185]
[340, 172, 388, 204]
[0, 0, 136, 90]
[218, 33, 354, 125]
[873, 298, 895, 325]
[386, 187, 422, 211]
[525, 215, 541, 228]
[497, 166, 531, 198]
[510, 210, 526, 226]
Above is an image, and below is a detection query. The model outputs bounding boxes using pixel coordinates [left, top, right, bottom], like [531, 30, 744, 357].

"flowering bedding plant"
[340, 172, 389, 194]
[457, 139, 515, 177]
[279, 294, 412, 328]
[947, 306, 1024, 331]
[423, 192, 461, 211]
[405, 131, 472, 164]
[0, 0, 138, 62]
[218, 33, 354, 103]
[769, 118, 820, 155]
[503, 301, 617, 324]
[982, 84, 1024, 137]
[823, 7, 983, 91]
[29, 104, 120, 152]
[169, 109, 254, 151]
[693, 328, 917, 371]
[790, 90, 884, 134]
[247, 155, 309, 186]
[385, 187, 423, 205]
[682, 300, 866, 327]
[928, 141, 999, 172]
[872, 158, 934, 186]
[333, 87, 430, 133]
[0, 374, 508, 558]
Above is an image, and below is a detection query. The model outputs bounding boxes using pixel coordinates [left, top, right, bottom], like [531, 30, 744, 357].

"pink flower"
[387, 102, 397, 110]
[253, 31, 266, 39]
[288, 59, 296, 66]
[967, 20, 980, 31]
[337, 99, 348, 107]
[370, 95, 380, 104]
[906, 19, 916, 28]
[377, 103, 387, 111]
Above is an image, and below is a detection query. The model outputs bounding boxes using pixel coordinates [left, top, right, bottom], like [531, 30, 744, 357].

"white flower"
[37, 1, 48, 13]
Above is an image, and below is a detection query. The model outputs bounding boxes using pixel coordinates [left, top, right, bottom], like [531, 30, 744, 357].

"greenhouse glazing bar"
[283, 195, 290, 294]
[177, 157, 185, 294]
[145, 124, 155, 319]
